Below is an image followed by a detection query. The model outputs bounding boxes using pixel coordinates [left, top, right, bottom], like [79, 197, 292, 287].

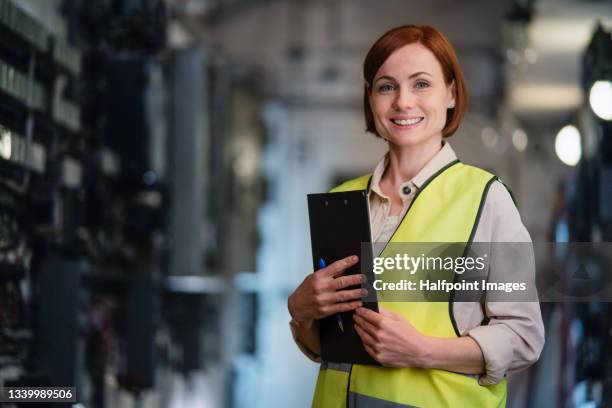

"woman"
[288, 25, 545, 407]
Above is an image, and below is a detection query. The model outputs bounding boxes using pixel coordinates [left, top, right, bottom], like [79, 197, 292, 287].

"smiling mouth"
[391, 117, 424, 126]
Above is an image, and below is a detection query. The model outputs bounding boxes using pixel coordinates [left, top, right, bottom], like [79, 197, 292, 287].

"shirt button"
[402, 186, 412, 195]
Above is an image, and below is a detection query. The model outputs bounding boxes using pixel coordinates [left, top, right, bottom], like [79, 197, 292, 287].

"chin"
[386, 133, 433, 148]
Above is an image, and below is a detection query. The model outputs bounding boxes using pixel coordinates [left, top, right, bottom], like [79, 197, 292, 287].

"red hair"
[363, 25, 468, 138]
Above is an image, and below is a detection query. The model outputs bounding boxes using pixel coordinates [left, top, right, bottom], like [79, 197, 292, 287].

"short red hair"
[363, 25, 468, 138]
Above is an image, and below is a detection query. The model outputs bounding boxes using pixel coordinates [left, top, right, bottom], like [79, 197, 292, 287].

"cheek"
[370, 103, 390, 136]
[370, 100, 387, 122]
[425, 97, 448, 121]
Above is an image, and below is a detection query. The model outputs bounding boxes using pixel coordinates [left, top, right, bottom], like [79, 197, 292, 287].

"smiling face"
[368, 42, 455, 149]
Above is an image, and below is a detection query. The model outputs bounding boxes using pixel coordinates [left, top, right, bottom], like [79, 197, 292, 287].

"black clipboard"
[307, 189, 380, 365]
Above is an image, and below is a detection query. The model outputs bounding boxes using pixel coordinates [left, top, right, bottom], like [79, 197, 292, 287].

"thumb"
[378, 306, 401, 320]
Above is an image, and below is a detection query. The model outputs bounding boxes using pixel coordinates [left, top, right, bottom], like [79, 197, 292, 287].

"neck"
[384, 135, 444, 186]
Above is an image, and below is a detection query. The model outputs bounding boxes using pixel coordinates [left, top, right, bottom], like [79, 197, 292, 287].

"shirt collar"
[369, 142, 458, 200]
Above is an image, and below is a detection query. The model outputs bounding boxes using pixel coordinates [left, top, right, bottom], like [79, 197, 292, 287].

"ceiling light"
[481, 126, 498, 149]
[589, 80, 612, 121]
[0, 129, 12, 160]
[555, 125, 581, 166]
[512, 128, 528, 152]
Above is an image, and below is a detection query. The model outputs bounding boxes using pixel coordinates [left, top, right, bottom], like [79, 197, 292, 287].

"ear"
[447, 80, 456, 109]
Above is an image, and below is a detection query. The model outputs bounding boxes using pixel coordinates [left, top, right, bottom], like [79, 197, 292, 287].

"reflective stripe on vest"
[347, 392, 417, 408]
[313, 161, 507, 408]
[321, 362, 352, 373]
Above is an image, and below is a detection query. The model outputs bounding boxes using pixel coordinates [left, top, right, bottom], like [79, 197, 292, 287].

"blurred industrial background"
[0, 0, 611, 407]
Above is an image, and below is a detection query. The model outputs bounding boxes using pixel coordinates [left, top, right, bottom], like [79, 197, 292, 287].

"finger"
[333, 288, 367, 303]
[378, 306, 401, 321]
[322, 255, 359, 278]
[353, 314, 380, 339]
[315, 287, 364, 305]
[332, 273, 365, 291]
[359, 334, 379, 361]
[321, 300, 362, 316]
[355, 307, 383, 326]
[354, 323, 377, 348]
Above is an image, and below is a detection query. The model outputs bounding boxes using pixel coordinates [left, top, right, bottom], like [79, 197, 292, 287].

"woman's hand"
[353, 306, 427, 368]
[288, 255, 366, 325]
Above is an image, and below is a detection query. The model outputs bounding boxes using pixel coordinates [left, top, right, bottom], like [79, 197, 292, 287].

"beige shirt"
[291, 142, 545, 386]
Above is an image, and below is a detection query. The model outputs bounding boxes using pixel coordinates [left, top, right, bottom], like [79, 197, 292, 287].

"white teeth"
[392, 117, 423, 126]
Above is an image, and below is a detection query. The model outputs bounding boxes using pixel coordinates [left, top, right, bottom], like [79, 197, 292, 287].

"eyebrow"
[374, 71, 433, 83]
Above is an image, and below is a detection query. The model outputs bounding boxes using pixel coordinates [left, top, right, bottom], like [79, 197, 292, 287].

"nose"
[392, 86, 416, 111]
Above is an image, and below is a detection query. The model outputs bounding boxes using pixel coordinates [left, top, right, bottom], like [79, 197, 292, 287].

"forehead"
[375, 43, 444, 79]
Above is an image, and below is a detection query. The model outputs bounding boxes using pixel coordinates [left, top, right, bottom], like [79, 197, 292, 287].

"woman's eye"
[378, 84, 395, 92]
[415, 81, 430, 89]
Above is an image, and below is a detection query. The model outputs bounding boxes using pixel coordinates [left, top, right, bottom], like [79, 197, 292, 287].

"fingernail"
[361, 289, 368, 297]
[361, 274, 367, 283]
[352, 255, 359, 262]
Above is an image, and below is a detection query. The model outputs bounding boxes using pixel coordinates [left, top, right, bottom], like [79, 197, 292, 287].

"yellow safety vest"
[312, 160, 507, 408]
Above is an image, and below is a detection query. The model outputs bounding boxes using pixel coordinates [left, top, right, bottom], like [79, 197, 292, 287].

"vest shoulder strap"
[328, 163, 517, 207]
[459, 163, 517, 207]
[454, 162, 495, 181]
[329, 174, 371, 193]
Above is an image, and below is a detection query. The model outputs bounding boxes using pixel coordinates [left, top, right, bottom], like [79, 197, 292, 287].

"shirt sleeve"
[467, 181, 545, 386]
[289, 319, 322, 363]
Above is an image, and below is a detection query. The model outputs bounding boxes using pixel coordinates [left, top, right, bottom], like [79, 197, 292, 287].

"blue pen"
[319, 258, 345, 332]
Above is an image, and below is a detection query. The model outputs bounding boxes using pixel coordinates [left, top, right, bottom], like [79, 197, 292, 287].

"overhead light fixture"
[481, 126, 498, 149]
[555, 125, 581, 166]
[589, 80, 612, 121]
[512, 128, 528, 152]
[0, 128, 12, 160]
